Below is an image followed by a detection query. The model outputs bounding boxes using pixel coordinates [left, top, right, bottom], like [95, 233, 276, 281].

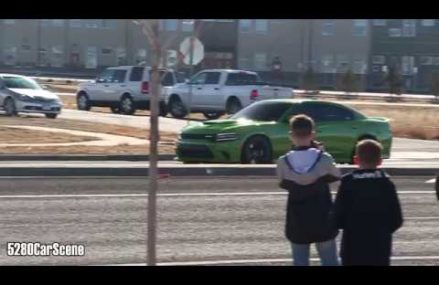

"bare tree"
[132, 19, 162, 266]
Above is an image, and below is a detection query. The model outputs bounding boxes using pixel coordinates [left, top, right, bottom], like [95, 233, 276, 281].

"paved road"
[0, 176, 436, 266]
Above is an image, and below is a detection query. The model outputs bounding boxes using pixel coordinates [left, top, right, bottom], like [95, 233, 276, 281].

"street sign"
[179, 37, 204, 65]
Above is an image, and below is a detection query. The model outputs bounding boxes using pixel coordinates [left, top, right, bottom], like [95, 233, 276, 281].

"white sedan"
[0, 74, 63, 119]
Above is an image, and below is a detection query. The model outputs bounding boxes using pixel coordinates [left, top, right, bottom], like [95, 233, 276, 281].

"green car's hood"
[182, 119, 274, 134]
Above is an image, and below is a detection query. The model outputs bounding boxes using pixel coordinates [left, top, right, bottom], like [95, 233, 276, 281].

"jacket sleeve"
[332, 181, 348, 230]
[387, 181, 403, 233]
[321, 153, 342, 183]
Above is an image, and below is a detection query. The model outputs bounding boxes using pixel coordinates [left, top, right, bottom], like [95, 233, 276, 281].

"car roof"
[0, 73, 28, 78]
[201, 69, 257, 74]
[256, 98, 315, 104]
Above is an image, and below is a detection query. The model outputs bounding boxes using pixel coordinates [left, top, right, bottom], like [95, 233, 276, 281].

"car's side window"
[301, 103, 354, 122]
[111, 70, 127, 83]
[129, 67, 144, 82]
[190, 72, 208, 85]
[282, 105, 302, 122]
[161, 72, 174, 86]
[205, 72, 221, 85]
[96, 69, 115, 83]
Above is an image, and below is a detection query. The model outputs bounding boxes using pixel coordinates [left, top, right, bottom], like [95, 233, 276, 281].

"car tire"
[226, 98, 242, 115]
[77, 92, 91, 111]
[159, 101, 168, 117]
[45, 113, 58, 119]
[110, 106, 120, 114]
[169, 97, 187, 119]
[241, 135, 272, 164]
[119, 95, 136, 115]
[203, 112, 223, 120]
[4, 97, 17, 116]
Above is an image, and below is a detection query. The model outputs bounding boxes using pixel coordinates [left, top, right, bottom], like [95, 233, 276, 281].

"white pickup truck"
[166, 69, 294, 119]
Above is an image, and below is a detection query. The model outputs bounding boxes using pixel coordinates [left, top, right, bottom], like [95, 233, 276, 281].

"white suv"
[76, 65, 186, 116]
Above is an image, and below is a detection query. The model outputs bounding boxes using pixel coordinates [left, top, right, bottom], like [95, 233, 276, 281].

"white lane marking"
[426, 178, 436, 184]
[0, 191, 435, 199]
[0, 191, 436, 199]
[105, 255, 439, 266]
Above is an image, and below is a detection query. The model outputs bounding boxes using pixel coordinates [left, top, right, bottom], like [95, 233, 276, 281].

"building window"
[433, 57, 439, 65]
[420, 56, 434, 65]
[51, 46, 64, 68]
[254, 20, 268, 33]
[51, 20, 64, 27]
[101, 48, 113, 55]
[181, 20, 194, 32]
[136, 49, 148, 64]
[3, 46, 17, 65]
[372, 20, 386, 26]
[421, 20, 435, 27]
[353, 59, 367, 74]
[336, 54, 349, 72]
[353, 20, 368, 36]
[69, 20, 82, 28]
[401, 56, 415, 75]
[85, 47, 98, 69]
[254, 53, 267, 70]
[389, 28, 402, 37]
[402, 20, 416, 37]
[320, 55, 335, 73]
[3, 20, 15, 25]
[238, 56, 252, 69]
[322, 21, 335, 36]
[239, 20, 252, 33]
[85, 20, 99, 29]
[164, 20, 178, 31]
[372, 55, 385, 64]
[101, 20, 116, 29]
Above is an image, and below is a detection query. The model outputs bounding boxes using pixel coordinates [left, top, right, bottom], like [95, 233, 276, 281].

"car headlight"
[215, 133, 239, 142]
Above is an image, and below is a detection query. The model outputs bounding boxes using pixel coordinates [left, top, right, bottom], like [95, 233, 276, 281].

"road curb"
[0, 166, 437, 177]
[0, 155, 176, 161]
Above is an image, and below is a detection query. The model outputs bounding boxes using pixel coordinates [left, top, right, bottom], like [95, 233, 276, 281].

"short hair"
[356, 139, 383, 165]
[289, 114, 315, 137]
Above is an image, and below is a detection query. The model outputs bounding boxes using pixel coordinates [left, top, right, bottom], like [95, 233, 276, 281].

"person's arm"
[388, 181, 403, 233]
[276, 158, 285, 189]
[321, 153, 342, 183]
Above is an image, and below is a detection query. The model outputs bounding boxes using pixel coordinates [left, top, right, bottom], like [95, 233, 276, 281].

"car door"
[300, 102, 358, 161]
[187, 72, 208, 109]
[89, 69, 115, 102]
[107, 69, 128, 101]
[197, 71, 222, 110]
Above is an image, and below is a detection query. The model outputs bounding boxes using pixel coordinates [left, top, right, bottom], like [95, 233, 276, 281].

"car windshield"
[2, 76, 42, 90]
[231, 102, 293, 122]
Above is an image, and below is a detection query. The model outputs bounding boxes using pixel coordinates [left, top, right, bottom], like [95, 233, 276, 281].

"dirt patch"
[0, 116, 177, 154]
[0, 126, 98, 144]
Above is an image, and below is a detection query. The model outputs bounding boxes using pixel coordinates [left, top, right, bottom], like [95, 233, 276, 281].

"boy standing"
[277, 115, 341, 266]
[333, 139, 403, 266]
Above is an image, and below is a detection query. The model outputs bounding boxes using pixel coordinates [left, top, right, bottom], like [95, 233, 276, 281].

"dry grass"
[344, 104, 439, 140]
[0, 116, 177, 154]
[0, 126, 97, 144]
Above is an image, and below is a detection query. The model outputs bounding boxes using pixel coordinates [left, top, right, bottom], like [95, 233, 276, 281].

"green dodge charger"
[176, 99, 392, 164]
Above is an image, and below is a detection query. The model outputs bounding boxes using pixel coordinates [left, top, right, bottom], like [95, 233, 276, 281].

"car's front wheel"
[119, 95, 136, 115]
[203, 112, 223, 120]
[241, 136, 272, 164]
[4, 97, 17, 116]
[169, 97, 187, 119]
[77, 92, 91, 111]
[45, 113, 58, 119]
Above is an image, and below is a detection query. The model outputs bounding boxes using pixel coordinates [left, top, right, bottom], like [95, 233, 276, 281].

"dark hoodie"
[277, 146, 341, 244]
[333, 169, 403, 266]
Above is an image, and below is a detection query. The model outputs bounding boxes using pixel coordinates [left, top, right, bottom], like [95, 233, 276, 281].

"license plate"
[43, 106, 51, 111]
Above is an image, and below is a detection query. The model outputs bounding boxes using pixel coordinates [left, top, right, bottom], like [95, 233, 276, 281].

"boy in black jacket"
[333, 139, 403, 266]
[277, 115, 341, 266]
